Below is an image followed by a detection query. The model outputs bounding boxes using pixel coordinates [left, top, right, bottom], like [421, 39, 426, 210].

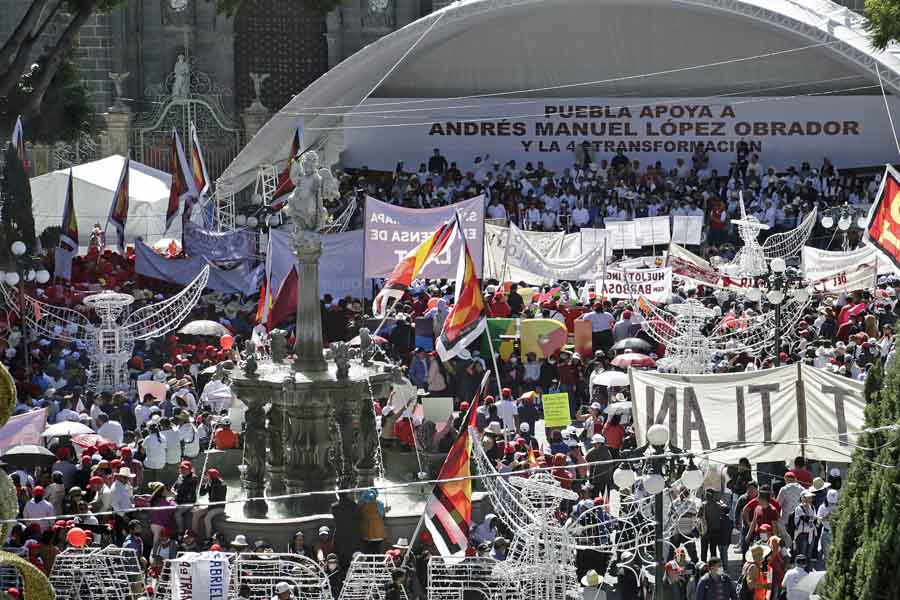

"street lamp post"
[820, 202, 868, 251]
[639, 424, 706, 600]
[746, 257, 809, 366]
[4, 241, 50, 376]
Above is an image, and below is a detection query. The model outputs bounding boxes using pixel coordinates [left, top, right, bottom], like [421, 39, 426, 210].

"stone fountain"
[228, 151, 394, 516]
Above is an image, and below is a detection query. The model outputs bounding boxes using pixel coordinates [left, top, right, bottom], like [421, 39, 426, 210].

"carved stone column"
[266, 400, 286, 493]
[325, 9, 343, 69]
[242, 105, 270, 142]
[241, 399, 269, 517]
[102, 110, 132, 158]
[292, 237, 327, 370]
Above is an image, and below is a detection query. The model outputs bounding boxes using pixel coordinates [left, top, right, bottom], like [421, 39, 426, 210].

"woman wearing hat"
[742, 544, 771, 600]
[816, 488, 839, 569]
[792, 490, 817, 559]
[147, 482, 177, 545]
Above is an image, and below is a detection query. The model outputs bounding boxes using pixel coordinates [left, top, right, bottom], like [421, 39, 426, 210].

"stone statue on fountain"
[285, 151, 337, 252]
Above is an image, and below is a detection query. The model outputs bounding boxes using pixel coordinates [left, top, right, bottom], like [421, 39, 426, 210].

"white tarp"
[630, 364, 865, 464]
[802, 245, 878, 294]
[30, 155, 178, 246]
[484, 223, 606, 283]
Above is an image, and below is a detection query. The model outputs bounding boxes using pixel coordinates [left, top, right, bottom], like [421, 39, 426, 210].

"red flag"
[59, 169, 78, 251]
[271, 125, 304, 210]
[423, 390, 481, 558]
[373, 220, 457, 316]
[166, 129, 194, 232]
[189, 122, 210, 199]
[436, 234, 487, 361]
[268, 266, 298, 328]
[866, 164, 900, 270]
[107, 157, 130, 253]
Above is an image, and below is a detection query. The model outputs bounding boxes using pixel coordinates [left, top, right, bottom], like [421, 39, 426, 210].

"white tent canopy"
[30, 154, 180, 246]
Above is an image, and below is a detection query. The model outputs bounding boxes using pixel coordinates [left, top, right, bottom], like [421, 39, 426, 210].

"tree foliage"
[864, 0, 900, 50]
[824, 357, 900, 600]
[0, 143, 37, 258]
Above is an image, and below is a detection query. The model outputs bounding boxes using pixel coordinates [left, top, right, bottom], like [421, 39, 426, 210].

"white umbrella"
[41, 421, 94, 438]
[604, 401, 633, 415]
[593, 370, 630, 387]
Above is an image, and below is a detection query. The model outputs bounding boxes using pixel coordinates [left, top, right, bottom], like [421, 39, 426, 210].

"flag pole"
[400, 373, 488, 569]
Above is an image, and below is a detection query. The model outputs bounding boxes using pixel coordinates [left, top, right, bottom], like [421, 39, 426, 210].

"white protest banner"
[171, 551, 230, 600]
[802, 245, 877, 294]
[672, 216, 705, 245]
[346, 97, 899, 173]
[635, 217, 671, 247]
[364, 195, 484, 279]
[604, 220, 640, 250]
[0, 409, 46, 455]
[485, 224, 606, 283]
[630, 364, 865, 464]
[667, 243, 753, 290]
[596, 267, 671, 302]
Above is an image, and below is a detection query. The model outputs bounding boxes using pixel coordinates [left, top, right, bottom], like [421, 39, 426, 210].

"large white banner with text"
[171, 552, 230, 600]
[802, 245, 878, 294]
[630, 365, 865, 464]
[484, 223, 606, 282]
[596, 267, 672, 302]
[345, 97, 900, 172]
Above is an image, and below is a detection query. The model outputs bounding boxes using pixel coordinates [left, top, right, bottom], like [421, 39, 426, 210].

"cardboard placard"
[423, 397, 454, 423]
[137, 380, 167, 402]
[542, 392, 572, 428]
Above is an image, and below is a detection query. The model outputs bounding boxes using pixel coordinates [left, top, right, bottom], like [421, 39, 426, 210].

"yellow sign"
[542, 393, 572, 428]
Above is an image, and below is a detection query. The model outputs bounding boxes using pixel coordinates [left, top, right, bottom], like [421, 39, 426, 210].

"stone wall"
[72, 12, 114, 115]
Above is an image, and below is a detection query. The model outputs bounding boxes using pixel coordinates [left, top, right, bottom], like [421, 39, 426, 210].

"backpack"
[736, 565, 754, 600]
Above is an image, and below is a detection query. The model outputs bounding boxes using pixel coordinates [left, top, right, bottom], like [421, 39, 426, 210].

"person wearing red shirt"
[745, 491, 780, 544]
[213, 419, 239, 450]
[488, 293, 511, 318]
[791, 457, 814, 488]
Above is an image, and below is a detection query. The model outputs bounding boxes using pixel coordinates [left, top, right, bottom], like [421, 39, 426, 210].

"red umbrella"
[71, 434, 114, 449]
[611, 351, 656, 368]
[348, 334, 388, 346]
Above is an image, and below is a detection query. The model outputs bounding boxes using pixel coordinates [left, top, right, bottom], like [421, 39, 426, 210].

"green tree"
[2, 58, 95, 144]
[864, 0, 900, 50]
[0, 142, 37, 258]
[824, 357, 900, 600]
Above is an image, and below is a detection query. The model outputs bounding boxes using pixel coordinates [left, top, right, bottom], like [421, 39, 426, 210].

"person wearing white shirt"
[572, 202, 591, 228]
[783, 556, 809, 600]
[178, 414, 201, 460]
[142, 424, 168, 483]
[109, 470, 135, 515]
[496, 392, 518, 433]
[541, 209, 558, 231]
[160, 418, 183, 477]
[487, 200, 508, 221]
[174, 388, 197, 413]
[543, 192, 560, 213]
[524, 205, 541, 230]
[22, 486, 55, 531]
[55, 404, 79, 423]
[135, 395, 154, 429]
[97, 413, 124, 445]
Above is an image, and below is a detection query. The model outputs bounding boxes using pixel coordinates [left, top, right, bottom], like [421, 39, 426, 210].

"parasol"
[591, 370, 630, 387]
[611, 352, 656, 368]
[71, 433, 114, 449]
[349, 334, 387, 346]
[0, 445, 57, 469]
[178, 320, 231, 337]
[41, 421, 94, 438]
[610, 337, 653, 354]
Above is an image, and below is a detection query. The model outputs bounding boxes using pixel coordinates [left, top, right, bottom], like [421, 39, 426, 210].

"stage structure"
[0, 267, 209, 392]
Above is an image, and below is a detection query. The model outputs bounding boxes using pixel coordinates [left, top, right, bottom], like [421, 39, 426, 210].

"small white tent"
[30, 155, 181, 246]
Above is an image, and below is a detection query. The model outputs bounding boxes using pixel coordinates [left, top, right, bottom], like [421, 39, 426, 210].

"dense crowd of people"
[0, 148, 888, 600]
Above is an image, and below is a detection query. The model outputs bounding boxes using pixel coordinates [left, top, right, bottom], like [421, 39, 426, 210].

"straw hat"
[808, 477, 831, 492]
[744, 543, 772, 563]
[580, 570, 604, 587]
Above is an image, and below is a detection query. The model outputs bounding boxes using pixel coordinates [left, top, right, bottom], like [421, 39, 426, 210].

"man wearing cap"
[324, 553, 344, 600]
[496, 388, 518, 433]
[122, 520, 147, 572]
[193, 468, 227, 539]
[586, 433, 613, 493]
[314, 526, 335, 566]
[23, 486, 55, 531]
[776, 470, 805, 537]
[783, 555, 809, 600]
[172, 461, 198, 534]
[176, 411, 200, 460]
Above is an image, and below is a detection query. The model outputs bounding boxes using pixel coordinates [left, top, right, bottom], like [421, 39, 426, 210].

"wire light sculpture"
[337, 554, 406, 600]
[0, 266, 209, 392]
[637, 296, 809, 374]
[155, 552, 330, 600]
[49, 546, 143, 600]
[720, 194, 817, 277]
